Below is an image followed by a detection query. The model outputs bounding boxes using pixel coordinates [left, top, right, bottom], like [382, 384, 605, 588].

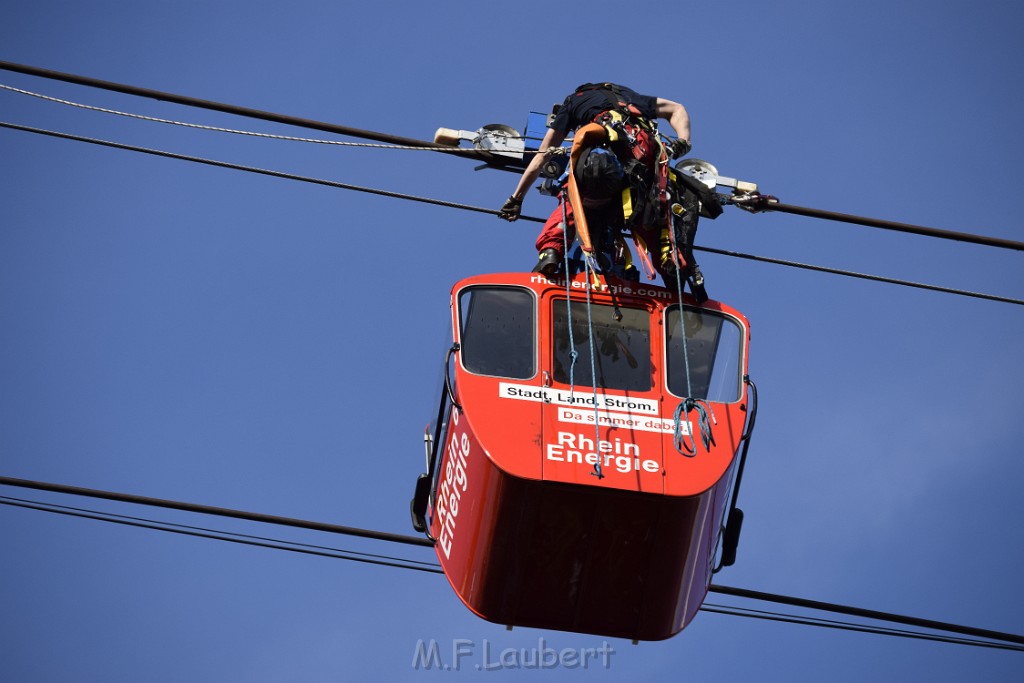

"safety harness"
[563, 84, 679, 282]
[563, 87, 720, 462]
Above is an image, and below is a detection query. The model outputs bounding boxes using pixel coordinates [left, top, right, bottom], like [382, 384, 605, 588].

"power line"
[4, 475, 1024, 650]
[3, 120, 1020, 307]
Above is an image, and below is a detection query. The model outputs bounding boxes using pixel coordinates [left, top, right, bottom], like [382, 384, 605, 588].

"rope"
[583, 258, 604, 480]
[694, 243, 1024, 306]
[554, 192, 600, 478]
[0, 120, 529, 219]
[0, 494, 441, 569]
[674, 398, 717, 456]
[669, 208, 716, 457]
[0, 82, 510, 153]
[5, 116, 1019, 308]
[560, 197, 579, 397]
[0, 496, 442, 574]
[553, 192, 600, 478]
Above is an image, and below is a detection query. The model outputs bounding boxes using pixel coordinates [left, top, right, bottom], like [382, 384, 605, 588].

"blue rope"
[554, 192, 603, 479]
[673, 398, 717, 457]
[560, 196, 578, 397]
[583, 258, 604, 480]
[669, 208, 716, 457]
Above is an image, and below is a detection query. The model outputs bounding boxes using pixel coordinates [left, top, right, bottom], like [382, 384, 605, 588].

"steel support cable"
[5, 475, 1024, 649]
[2, 120, 1021, 307]
[0, 494, 441, 569]
[7, 60, 1022, 253]
[3, 60, 1020, 252]
[7, 491, 1018, 652]
[708, 584, 1024, 647]
[0, 60, 524, 169]
[4, 492, 1021, 653]
[699, 603, 1024, 652]
[747, 198, 1024, 252]
[0, 82, 513, 153]
[0, 475, 432, 548]
[696, 244, 1024, 306]
[0, 120, 530, 221]
[0, 496, 440, 573]
[0, 496, 442, 574]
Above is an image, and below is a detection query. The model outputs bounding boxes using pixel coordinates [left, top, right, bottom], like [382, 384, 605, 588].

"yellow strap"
[601, 110, 623, 143]
[621, 187, 633, 221]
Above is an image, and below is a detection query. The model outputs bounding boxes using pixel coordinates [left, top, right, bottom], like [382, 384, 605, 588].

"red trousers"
[534, 200, 677, 281]
[535, 201, 578, 254]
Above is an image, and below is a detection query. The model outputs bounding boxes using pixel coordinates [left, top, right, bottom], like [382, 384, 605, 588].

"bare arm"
[510, 127, 567, 202]
[656, 98, 690, 142]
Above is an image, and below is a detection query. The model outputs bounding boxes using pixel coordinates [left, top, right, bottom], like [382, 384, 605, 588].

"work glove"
[670, 138, 692, 160]
[498, 195, 522, 221]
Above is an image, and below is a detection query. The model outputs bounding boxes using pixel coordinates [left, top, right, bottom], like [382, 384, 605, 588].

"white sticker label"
[498, 382, 659, 415]
[556, 407, 688, 435]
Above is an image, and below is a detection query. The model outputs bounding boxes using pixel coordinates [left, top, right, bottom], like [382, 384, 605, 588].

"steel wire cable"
[2, 120, 1020, 307]
[699, 603, 1024, 652]
[0, 475, 432, 548]
[0, 82, 516, 152]
[2, 58, 1020, 252]
[3, 491, 1022, 651]
[0, 60, 516, 167]
[0, 120, 510, 221]
[0, 496, 442, 574]
[4, 58, 1023, 655]
[0, 494, 441, 569]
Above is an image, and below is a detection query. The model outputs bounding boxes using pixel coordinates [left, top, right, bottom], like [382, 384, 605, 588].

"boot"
[532, 248, 561, 277]
[659, 253, 681, 290]
[689, 263, 708, 303]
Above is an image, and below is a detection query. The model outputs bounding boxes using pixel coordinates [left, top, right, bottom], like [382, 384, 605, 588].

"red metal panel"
[430, 272, 751, 641]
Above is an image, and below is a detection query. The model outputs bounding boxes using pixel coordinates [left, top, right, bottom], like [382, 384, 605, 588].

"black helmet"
[575, 147, 624, 203]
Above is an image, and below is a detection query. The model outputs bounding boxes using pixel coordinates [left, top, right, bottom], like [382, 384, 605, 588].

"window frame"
[549, 297, 655, 393]
[456, 284, 538, 381]
[662, 304, 747, 404]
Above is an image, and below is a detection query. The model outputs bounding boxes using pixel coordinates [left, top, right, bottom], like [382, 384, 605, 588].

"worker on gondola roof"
[498, 83, 697, 292]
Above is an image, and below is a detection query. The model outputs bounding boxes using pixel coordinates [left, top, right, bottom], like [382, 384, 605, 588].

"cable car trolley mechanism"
[411, 271, 757, 641]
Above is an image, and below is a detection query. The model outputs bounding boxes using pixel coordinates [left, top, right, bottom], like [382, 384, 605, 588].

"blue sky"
[2, 1, 1022, 680]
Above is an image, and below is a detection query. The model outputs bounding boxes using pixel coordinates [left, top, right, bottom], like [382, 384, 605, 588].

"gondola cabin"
[412, 271, 752, 641]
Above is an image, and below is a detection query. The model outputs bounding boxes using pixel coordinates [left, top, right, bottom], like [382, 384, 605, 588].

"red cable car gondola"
[411, 270, 754, 641]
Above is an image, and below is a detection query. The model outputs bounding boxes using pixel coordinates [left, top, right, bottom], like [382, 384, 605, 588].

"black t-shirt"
[549, 83, 658, 136]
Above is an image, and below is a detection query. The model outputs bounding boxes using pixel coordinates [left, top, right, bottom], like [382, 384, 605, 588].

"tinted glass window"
[552, 301, 651, 392]
[666, 306, 743, 402]
[459, 287, 535, 379]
